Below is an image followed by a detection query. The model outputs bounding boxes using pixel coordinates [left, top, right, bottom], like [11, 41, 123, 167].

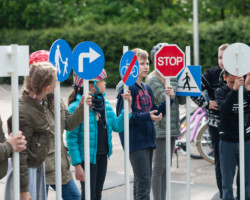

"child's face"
[225, 74, 237, 89]
[138, 57, 149, 79]
[218, 50, 225, 70]
[90, 80, 106, 94]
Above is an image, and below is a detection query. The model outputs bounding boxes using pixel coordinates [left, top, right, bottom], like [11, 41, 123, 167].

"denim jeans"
[130, 148, 153, 200]
[46, 179, 81, 200]
[220, 139, 250, 200]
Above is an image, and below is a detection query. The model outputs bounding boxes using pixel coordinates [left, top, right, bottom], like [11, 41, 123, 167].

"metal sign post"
[54, 82, 62, 200]
[165, 77, 171, 200]
[123, 46, 130, 200]
[185, 46, 191, 200]
[50, 39, 73, 199]
[0, 44, 29, 200]
[84, 79, 91, 200]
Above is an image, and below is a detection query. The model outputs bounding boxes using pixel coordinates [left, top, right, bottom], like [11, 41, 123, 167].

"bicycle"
[121, 59, 139, 78]
[174, 107, 215, 164]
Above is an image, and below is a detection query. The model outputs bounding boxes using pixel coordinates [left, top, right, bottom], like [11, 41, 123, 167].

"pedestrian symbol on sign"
[176, 65, 201, 97]
[182, 72, 191, 90]
[49, 39, 73, 82]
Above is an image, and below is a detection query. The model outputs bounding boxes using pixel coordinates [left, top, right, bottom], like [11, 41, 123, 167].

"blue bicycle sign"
[120, 51, 139, 86]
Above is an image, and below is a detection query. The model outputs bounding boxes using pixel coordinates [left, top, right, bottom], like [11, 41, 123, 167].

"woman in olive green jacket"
[147, 43, 186, 200]
[44, 94, 88, 199]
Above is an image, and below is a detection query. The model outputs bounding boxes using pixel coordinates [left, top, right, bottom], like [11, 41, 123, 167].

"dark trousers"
[209, 126, 223, 198]
[80, 155, 108, 200]
[220, 140, 250, 200]
[130, 148, 153, 200]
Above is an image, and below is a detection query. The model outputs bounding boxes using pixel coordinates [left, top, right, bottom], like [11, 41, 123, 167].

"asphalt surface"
[0, 84, 233, 200]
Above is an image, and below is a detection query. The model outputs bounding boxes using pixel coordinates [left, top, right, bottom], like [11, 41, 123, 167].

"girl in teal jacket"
[66, 69, 131, 200]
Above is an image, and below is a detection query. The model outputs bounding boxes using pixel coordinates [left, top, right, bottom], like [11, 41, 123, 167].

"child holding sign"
[66, 69, 132, 200]
[5, 62, 57, 200]
[116, 48, 174, 200]
[215, 71, 250, 200]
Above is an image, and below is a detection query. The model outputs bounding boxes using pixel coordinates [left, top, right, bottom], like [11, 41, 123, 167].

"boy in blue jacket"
[66, 69, 132, 200]
[215, 71, 250, 200]
[116, 48, 174, 200]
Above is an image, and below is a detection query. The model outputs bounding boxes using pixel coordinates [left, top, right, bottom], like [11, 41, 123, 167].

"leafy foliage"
[1, 17, 250, 87]
[1, 0, 250, 29]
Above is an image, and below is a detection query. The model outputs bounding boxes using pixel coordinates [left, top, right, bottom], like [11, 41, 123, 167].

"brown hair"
[68, 86, 83, 106]
[23, 62, 56, 95]
[132, 48, 149, 60]
[218, 43, 230, 52]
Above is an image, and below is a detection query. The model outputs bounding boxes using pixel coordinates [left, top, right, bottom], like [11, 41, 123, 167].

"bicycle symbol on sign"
[121, 59, 139, 78]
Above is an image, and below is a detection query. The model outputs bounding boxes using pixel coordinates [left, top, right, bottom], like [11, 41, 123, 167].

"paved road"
[0, 85, 226, 199]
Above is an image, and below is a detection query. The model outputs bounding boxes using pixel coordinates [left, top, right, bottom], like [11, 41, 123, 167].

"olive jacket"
[44, 94, 83, 185]
[146, 75, 186, 138]
[0, 116, 12, 179]
[9, 90, 53, 192]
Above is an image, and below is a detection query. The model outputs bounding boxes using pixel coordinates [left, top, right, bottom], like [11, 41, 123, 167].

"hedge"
[1, 17, 250, 87]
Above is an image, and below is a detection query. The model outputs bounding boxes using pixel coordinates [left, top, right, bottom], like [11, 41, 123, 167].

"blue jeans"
[220, 139, 250, 200]
[46, 179, 81, 200]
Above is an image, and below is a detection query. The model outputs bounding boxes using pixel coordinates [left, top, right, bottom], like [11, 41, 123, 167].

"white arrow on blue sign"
[72, 41, 105, 80]
[120, 51, 139, 86]
[49, 39, 73, 82]
[176, 65, 201, 97]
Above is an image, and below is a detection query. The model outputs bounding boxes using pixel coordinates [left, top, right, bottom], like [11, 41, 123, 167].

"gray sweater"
[146, 75, 185, 138]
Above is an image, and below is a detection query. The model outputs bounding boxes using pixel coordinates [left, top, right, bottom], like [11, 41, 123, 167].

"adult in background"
[191, 43, 230, 199]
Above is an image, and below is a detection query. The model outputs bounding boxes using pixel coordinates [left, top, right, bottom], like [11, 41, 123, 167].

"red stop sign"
[155, 45, 185, 77]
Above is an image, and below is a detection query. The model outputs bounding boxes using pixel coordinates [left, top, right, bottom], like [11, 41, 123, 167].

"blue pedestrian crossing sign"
[72, 41, 105, 80]
[49, 39, 73, 82]
[120, 51, 139, 86]
[176, 65, 201, 96]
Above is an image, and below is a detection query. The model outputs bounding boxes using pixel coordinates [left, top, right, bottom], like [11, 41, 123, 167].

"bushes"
[1, 17, 250, 87]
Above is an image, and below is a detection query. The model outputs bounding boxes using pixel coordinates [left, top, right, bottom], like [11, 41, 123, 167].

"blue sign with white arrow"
[176, 65, 201, 96]
[72, 41, 105, 80]
[49, 39, 73, 82]
[120, 51, 139, 86]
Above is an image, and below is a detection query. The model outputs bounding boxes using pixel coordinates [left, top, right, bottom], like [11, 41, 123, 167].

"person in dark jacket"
[191, 43, 230, 199]
[116, 48, 174, 200]
[215, 71, 250, 200]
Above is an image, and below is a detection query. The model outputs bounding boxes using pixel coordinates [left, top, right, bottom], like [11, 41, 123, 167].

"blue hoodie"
[116, 82, 171, 152]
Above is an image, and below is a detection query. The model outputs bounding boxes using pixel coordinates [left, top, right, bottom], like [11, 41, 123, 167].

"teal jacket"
[66, 94, 126, 165]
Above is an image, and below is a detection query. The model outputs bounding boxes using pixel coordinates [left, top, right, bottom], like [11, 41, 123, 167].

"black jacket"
[215, 85, 250, 142]
[192, 66, 223, 127]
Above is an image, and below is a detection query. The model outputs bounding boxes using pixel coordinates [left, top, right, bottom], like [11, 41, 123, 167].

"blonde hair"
[218, 43, 230, 51]
[132, 48, 149, 60]
[23, 62, 56, 95]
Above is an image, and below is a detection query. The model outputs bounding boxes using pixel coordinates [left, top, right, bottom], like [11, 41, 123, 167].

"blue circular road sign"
[72, 41, 105, 80]
[49, 39, 73, 82]
[120, 51, 139, 86]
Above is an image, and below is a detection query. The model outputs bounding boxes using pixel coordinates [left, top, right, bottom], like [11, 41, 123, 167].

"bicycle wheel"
[197, 123, 215, 164]
[179, 110, 202, 159]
